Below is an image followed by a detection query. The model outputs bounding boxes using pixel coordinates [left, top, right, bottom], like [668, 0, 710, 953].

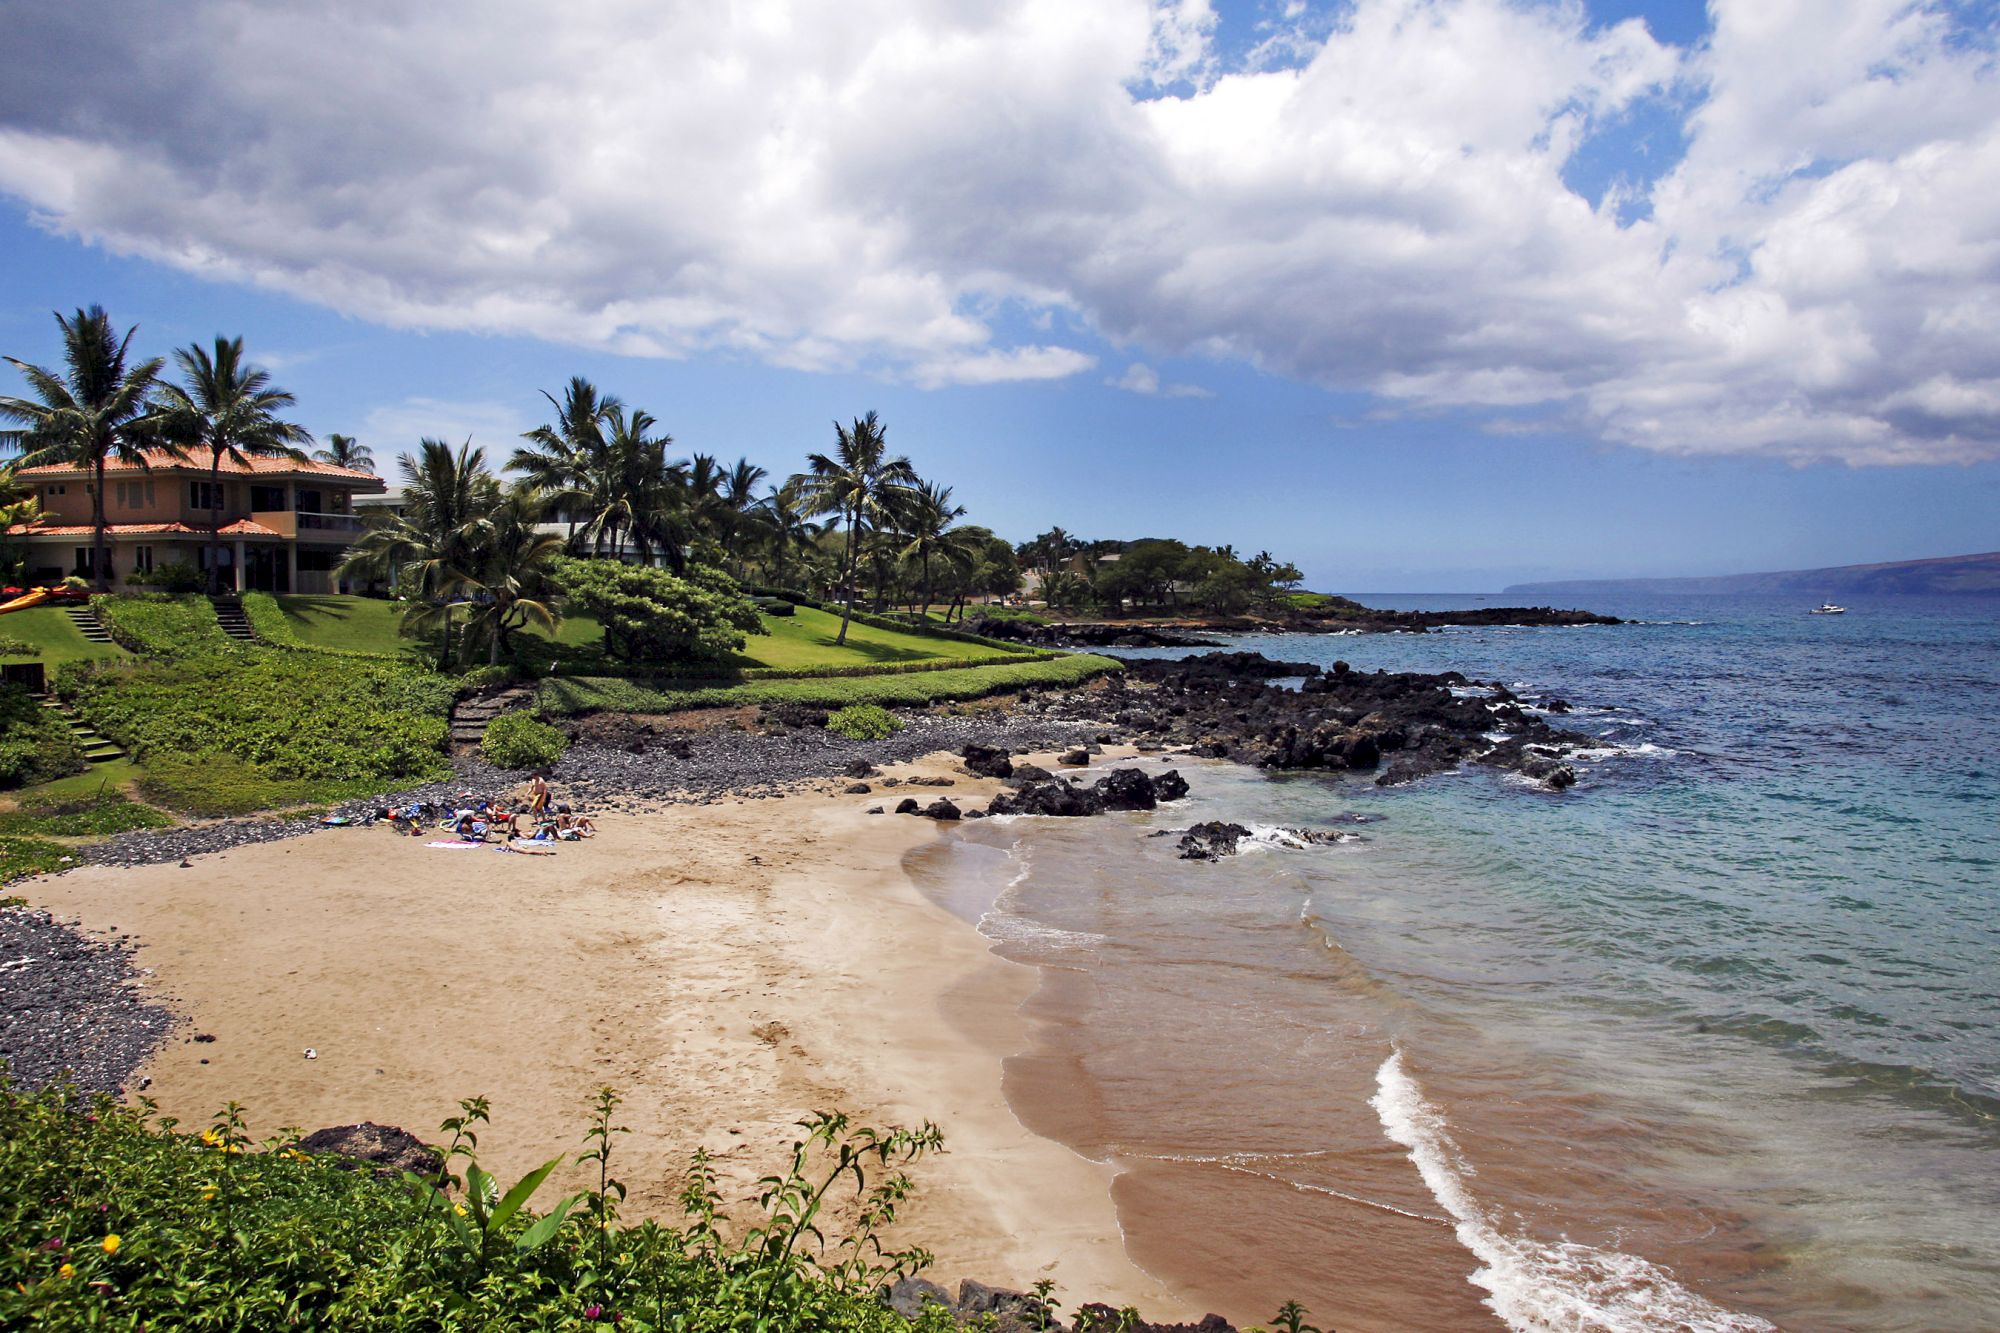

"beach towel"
[425, 840, 484, 849]
[498, 842, 556, 855]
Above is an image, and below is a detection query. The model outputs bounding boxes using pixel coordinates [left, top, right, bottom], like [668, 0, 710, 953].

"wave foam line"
[1370, 1050, 1775, 1333]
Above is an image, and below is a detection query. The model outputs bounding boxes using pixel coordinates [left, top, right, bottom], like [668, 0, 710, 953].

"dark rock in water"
[1057, 747, 1090, 766]
[1094, 766, 1160, 811]
[297, 1122, 441, 1178]
[1545, 698, 1572, 714]
[986, 777, 1101, 817]
[962, 744, 1014, 779]
[1168, 650, 1321, 678]
[1518, 752, 1578, 790]
[844, 782, 872, 794]
[1178, 821, 1252, 860]
[843, 758, 878, 779]
[1151, 769, 1190, 802]
[1006, 763, 1054, 786]
[964, 809, 987, 819]
[894, 798, 920, 814]
[922, 798, 962, 821]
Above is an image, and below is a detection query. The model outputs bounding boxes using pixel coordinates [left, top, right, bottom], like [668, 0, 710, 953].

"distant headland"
[1504, 550, 2000, 599]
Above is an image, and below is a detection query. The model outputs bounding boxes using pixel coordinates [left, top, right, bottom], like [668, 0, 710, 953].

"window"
[297, 548, 338, 572]
[189, 481, 224, 511]
[250, 484, 286, 511]
[43, 484, 66, 499]
[134, 546, 154, 573]
[114, 480, 156, 509]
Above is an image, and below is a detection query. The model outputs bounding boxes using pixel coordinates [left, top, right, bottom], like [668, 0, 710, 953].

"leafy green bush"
[137, 754, 393, 818]
[0, 1080, 960, 1332]
[62, 650, 453, 793]
[0, 685, 85, 790]
[0, 788, 174, 838]
[91, 594, 233, 658]
[0, 836, 71, 883]
[457, 663, 518, 691]
[0, 636, 40, 657]
[481, 713, 568, 770]
[825, 704, 902, 740]
[553, 558, 765, 663]
[540, 653, 1121, 717]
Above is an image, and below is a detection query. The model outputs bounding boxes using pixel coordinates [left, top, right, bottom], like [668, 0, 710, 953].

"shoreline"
[16, 744, 1198, 1322]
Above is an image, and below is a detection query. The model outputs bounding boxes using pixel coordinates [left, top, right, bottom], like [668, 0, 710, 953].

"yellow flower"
[57, 1263, 74, 1280]
[100, 1234, 121, 1255]
[201, 1187, 217, 1202]
[453, 1203, 467, 1217]
[199, 1129, 221, 1146]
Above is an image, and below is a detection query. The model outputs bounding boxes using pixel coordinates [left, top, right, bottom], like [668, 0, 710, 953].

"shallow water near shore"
[909, 593, 2000, 1332]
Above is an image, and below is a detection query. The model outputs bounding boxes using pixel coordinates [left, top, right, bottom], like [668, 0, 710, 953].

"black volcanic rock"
[961, 744, 1014, 778]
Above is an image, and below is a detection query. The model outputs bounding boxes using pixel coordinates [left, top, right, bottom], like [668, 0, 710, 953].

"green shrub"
[0, 1081, 959, 1332]
[0, 788, 174, 838]
[540, 653, 1121, 717]
[91, 594, 233, 658]
[0, 685, 85, 790]
[825, 704, 901, 740]
[457, 663, 518, 691]
[0, 836, 70, 882]
[62, 649, 454, 795]
[553, 558, 765, 662]
[481, 713, 568, 770]
[0, 636, 40, 657]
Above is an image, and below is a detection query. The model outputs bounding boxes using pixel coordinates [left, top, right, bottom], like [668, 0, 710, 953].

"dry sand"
[29, 749, 1195, 1319]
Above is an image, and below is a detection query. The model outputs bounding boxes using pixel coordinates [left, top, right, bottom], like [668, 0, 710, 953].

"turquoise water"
[935, 594, 2000, 1331]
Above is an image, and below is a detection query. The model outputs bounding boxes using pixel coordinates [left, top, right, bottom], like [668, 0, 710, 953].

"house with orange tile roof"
[9, 450, 386, 592]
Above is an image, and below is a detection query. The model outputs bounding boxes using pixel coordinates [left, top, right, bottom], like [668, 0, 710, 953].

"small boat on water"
[1810, 602, 1847, 615]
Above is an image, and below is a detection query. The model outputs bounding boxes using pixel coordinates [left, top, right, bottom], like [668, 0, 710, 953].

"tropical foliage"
[548, 557, 763, 663]
[480, 712, 568, 770]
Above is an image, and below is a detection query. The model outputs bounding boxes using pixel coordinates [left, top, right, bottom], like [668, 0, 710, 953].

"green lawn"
[269, 595, 418, 655]
[540, 653, 1121, 716]
[0, 606, 129, 668]
[734, 605, 1017, 670]
[15, 757, 146, 804]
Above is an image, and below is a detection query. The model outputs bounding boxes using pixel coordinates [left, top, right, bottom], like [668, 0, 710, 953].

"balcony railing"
[250, 510, 366, 539]
[297, 511, 365, 533]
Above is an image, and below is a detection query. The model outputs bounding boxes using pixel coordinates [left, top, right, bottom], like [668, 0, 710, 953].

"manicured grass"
[16, 758, 145, 804]
[539, 653, 1121, 716]
[735, 605, 1018, 670]
[269, 594, 420, 656]
[0, 606, 128, 668]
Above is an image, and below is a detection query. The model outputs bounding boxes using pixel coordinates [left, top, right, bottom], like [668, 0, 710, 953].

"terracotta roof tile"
[15, 449, 381, 484]
[6, 521, 292, 539]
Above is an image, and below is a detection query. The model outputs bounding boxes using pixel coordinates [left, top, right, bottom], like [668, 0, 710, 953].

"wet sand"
[25, 750, 1193, 1319]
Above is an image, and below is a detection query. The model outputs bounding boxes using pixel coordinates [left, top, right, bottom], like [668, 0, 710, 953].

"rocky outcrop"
[1176, 821, 1251, 860]
[965, 617, 1225, 649]
[985, 768, 1190, 817]
[297, 1122, 442, 1178]
[961, 744, 1014, 778]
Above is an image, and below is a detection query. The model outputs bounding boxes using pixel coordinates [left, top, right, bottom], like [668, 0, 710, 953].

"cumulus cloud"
[1110, 362, 1212, 398]
[2, 0, 1997, 463]
[360, 398, 533, 461]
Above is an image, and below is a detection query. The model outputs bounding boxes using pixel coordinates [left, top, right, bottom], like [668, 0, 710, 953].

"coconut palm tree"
[152, 336, 313, 594]
[0, 306, 167, 590]
[750, 481, 819, 591]
[894, 479, 974, 623]
[313, 433, 375, 473]
[463, 488, 565, 665]
[513, 377, 616, 549]
[790, 411, 916, 645]
[575, 404, 694, 571]
[338, 439, 498, 669]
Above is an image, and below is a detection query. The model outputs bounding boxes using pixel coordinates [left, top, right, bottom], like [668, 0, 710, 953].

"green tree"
[790, 411, 917, 646]
[151, 336, 313, 593]
[549, 556, 764, 662]
[0, 306, 167, 591]
[512, 377, 616, 549]
[893, 480, 979, 623]
[338, 439, 499, 669]
[313, 433, 375, 473]
[463, 489, 566, 665]
[751, 481, 820, 591]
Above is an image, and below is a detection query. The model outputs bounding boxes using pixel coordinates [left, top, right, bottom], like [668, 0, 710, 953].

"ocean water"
[910, 593, 2000, 1332]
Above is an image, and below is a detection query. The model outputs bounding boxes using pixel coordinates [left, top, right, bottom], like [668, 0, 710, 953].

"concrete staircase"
[38, 696, 126, 764]
[450, 687, 536, 747]
[210, 596, 257, 642]
[63, 604, 115, 646]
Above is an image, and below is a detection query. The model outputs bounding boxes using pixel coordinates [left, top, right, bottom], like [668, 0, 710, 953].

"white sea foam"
[1370, 1051, 1775, 1333]
[1568, 741, 1677, 762]
[1239, 823, 1362, 854]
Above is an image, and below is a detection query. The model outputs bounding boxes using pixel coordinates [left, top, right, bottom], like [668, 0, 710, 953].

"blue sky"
[3, 0, 1997, 592]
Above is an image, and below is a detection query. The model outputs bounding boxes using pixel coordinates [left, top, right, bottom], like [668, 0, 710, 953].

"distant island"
[1504, 550, 2000, 598]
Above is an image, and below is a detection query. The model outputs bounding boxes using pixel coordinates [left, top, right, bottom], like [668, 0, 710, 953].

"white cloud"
[359, 398, 533, 464]
[1109, 361, 1212, 397]
[1, 1, 1997, 463]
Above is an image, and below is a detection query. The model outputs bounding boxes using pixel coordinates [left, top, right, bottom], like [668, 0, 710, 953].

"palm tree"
[894, 479, 971, 623]
[314, 433, 375, 473]
[0, 307, 167, 590]
[338, 439, 498, 669]
[463, 488, 565, 665]
[575, 404, 693, 571]
[513, 377, 615, 549]
[750, 481, 818, 590]
[791, 411, 916, 645]
[715, 457, 768, 569]
[152, 336, 313, 594]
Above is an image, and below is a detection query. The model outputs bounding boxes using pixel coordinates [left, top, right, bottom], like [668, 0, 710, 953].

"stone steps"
[448, 687, 536, 746]
[63, 605, 115, 644]
[209, 597, 257, 641]
[37, 694, 126, 763]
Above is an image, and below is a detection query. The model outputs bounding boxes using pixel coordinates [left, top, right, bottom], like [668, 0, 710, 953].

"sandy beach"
[29, 748, 1195, 1320]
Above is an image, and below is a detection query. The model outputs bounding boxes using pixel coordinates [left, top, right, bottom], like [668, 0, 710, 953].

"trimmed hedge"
[481, 712, 568, 770]
[538, 653, 1121, 717]
[547, 651, 1049, 682]
[91, 594, 233, 658]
